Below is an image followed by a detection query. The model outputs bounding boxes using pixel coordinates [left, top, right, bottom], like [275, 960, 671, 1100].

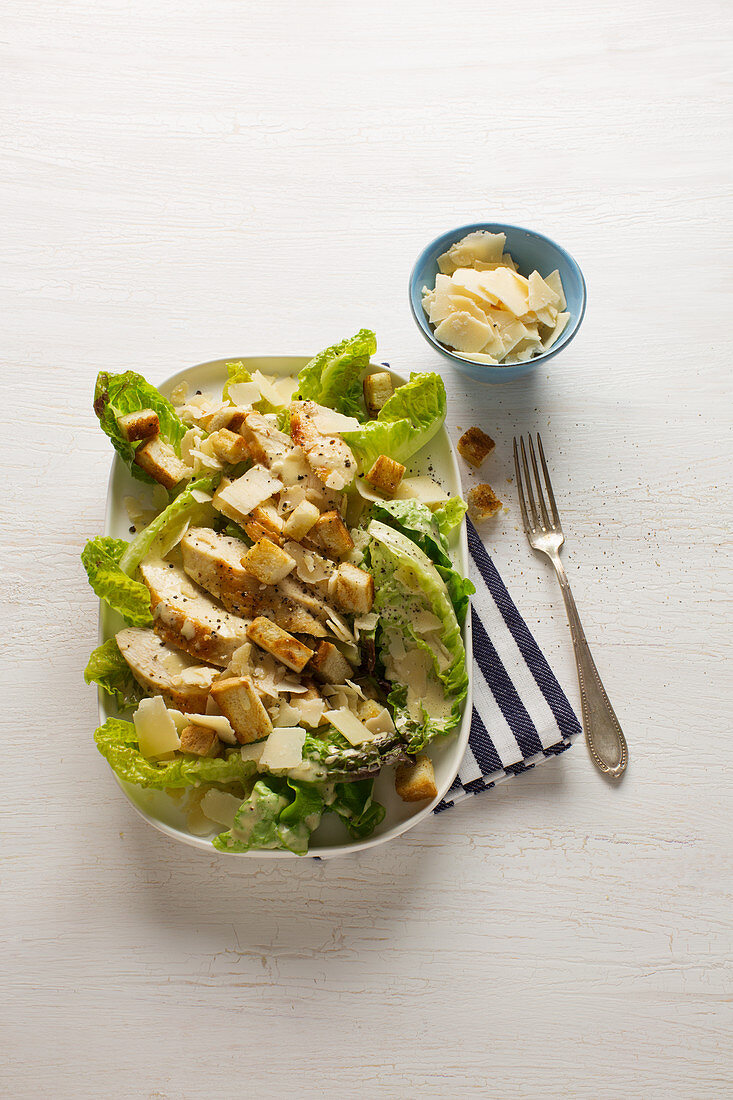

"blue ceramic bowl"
[409, 222, 586, 383]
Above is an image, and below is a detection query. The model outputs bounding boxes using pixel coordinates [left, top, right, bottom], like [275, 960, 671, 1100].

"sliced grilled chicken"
[181, 528, 260, 606]
[116, 628, 217, 713]
[289, 401, 357, 490]
[241, 412, 292, 467]
[181, 526, 326, 636]
[139, 560, 250, 667]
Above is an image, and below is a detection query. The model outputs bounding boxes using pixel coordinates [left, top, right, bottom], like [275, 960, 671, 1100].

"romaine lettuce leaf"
[295, 329, 377, 419]
[213, 777, 325, 855]
[118, 476, 217, 575]
[368, 520, 469, 752]
[331, 779, 386, 839]
[81, 537, 153, 627]
[94, 718, 258, 789]
[433, 497, 468, 540]
[84, 639, 144, 709]
[342, 372, 446, 469]
[371, 498, 474, 626]
[93, 370, 188, 483]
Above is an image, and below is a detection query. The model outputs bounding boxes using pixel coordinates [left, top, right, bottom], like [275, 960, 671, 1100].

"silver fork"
[513, 434, 628, 778]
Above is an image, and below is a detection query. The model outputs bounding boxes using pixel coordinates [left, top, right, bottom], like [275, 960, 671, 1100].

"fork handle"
[549, 554, 628, 778]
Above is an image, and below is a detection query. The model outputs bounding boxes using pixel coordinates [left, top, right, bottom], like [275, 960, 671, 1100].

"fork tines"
[513, 433, 562, 536]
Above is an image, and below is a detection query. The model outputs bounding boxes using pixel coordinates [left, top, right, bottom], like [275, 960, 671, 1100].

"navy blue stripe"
[468, 705, 504, 775]
[472, 607, 545, 758]
[463, 776, 496, 794]
[467, 520, 582, 741]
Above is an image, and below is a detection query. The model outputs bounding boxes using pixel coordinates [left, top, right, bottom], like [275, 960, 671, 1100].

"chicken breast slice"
[116, 628, 218, 713]
[241, 412, 292, 467]
[181, 528, 260, 606]
[289, 401, 357, 490]
[139, 560, 250, 667]
[181, 527, 327, 637]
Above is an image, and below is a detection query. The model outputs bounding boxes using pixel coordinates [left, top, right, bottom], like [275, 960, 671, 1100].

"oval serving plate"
[98, 357, 472, 859]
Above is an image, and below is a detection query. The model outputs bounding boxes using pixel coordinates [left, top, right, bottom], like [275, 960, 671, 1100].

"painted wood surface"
[2, 1, 731, 1096]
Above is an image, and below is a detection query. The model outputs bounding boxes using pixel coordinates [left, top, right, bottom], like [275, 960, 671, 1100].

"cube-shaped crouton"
[309, 510, 355, 559]
[200, 406, 249, 433]
[246, 616, 314, 672]
[457, 427, 496, 469]
[209, 428, 251, 465]
[309, 640, 354, 684]
[365, 454, 405, 496]
[117, 409, 160, 442]
[209, 675, 272, 744]
[330, 562, 374, 615]
[179, 724, 221, 757]
[242, 538, 296, 585]
[133, 436, 191, 490]
[363, 372, 394, 418]
[283, 499, 320, 540]
[467, 483, 502, 522]
[244, 504, 283, 545]
[395, 754, 438, 802]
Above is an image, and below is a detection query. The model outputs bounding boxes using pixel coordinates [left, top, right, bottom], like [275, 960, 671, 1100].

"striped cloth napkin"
[435, 520, 582, 812]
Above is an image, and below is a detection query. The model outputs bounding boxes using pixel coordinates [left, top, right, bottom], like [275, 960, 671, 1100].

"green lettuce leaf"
[213, 777, 325, 855]
[368, 520, 469, 752]
[94, 718, 258, 789]
[84, 639, 144, 709]
[331, 779, 386, 839]
[371, 498, 474, 626]
[433, 497, 468, 540]
[342, 372, 446, 469]
[118, 476, 217, 575]
[81, 537, 153, 627]
[93, 370, 188, 483]
[295, 329, 377, 419]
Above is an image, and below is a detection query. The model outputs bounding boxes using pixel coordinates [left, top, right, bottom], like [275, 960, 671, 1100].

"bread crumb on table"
[457, 426, 496, 468]
[467, 483, 503, 522]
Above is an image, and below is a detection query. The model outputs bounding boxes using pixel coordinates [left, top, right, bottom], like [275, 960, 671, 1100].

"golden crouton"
[283, 499, 321, 540]
[365, 454, 405, 496]
[457, 427, 496, 469]
[330, 562, 374, 615]
[309, 640, 353, 683]
[309, 510, 355, 559]
[363, 372, 394, 418]
[246, 616, 314, 673]
[179, 724, 221, 757]
[244, 503, 283, 546]
[208, 428, 251, 465]
[395, 754, 438, 802]
[200, 406, 249, 433]
[242, 538, 296, 586]
[133, 436, 190, 490]
[467, 483, 503, 522]
[117, 409, 160, 442]
[209, 675, 273, 744]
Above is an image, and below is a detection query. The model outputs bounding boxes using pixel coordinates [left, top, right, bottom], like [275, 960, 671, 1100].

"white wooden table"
[3, 2, 731, 1096]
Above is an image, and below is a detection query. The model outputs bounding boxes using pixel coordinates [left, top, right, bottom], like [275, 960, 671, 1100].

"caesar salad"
[83, 330, 473, 855]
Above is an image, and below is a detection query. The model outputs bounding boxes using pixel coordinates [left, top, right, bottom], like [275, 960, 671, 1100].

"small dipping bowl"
[409, 222, 586, 383]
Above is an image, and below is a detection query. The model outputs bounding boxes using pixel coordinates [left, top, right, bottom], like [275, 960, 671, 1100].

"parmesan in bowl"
[409, 223, 586, 383]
